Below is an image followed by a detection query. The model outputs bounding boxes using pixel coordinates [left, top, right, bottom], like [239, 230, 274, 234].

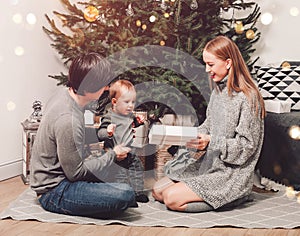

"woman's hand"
[186, 133, 210, 150]
[113, 144, 131, 161]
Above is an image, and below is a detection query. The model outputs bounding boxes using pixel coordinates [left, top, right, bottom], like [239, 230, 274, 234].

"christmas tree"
[44, 0, 261, 123]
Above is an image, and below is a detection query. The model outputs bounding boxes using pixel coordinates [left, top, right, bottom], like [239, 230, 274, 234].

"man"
[30, 53, 136, 218]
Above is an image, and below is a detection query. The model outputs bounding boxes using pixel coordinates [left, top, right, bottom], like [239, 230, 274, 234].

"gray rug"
[1, 180, 300, 229]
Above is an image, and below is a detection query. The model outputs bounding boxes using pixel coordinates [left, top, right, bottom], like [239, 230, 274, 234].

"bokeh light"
[273, 163, 282, 175]
[164, 13, 170, 18]
[26, 13, 37, 25]
[14, 46, 25, 56]
[289, 125, 300, 140]
[12, 13, 22, 24]
[149, 15, 156, 23]
[136, 20, 141, 27]
[290, 7, 299, 17]
[7, 101, 16, 111]
[10, 0, 19, 5]
[142, 24, 147, 30]
[285, 186, 295, 199]
[261, 12, 273, 25]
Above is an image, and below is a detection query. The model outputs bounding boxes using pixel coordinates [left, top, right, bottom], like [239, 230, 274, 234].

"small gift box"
[149, 125, 198, 146]
[264, 99, 292, 113]
[131, 111, 149, 148]
[131, 121, 150, 148]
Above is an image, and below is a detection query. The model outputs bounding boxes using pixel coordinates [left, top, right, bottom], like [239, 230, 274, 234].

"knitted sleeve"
[97, 115, 112, 141]
[210, 94, 264, 166]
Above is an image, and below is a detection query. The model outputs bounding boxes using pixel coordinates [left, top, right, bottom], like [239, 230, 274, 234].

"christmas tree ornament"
[190, 0, 198, 10]
[246, 29, 255, 39]
[83, 6, 99, 22]
[126, 3, 134, 16]
[234, 21, 244, 34]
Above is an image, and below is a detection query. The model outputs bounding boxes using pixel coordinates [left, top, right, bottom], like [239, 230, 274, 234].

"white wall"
[0, 0, 299, 181]
[0, 0, 66, 180]
[253, 0, 300, 65]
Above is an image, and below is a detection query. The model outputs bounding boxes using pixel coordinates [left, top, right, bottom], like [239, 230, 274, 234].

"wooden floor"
[1, 176, 300, 236]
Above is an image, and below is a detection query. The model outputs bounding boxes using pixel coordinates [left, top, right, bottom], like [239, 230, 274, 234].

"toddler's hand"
[107, 124, 116, 136]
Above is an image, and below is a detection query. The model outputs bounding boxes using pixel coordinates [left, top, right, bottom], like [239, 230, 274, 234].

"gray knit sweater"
[166, 85, 264, 209]
[30, 88, 116, 195]
[97, 109, 142, 148]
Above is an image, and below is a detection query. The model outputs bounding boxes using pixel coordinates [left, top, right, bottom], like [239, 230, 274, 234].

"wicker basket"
[155, 144, 174, 180]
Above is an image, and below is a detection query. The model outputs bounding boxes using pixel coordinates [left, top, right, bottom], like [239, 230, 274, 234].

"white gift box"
[131, 121, 149, 148]
[149, 125, 198, 146]
[264, 100, 292, 113]
[131, 111, 149, 148]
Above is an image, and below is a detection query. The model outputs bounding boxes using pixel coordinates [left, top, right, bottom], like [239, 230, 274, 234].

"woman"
[152, 35, 266, 213]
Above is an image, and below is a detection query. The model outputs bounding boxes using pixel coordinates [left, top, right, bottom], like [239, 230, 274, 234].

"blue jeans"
[38, 179, 135, 219]
[114, 152, 145, 193]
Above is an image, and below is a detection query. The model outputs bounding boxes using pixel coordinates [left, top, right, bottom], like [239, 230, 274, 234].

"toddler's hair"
[109, 80, 135, 100]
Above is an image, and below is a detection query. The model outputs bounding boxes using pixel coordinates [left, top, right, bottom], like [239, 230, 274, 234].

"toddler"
[97, 79, 149, 203]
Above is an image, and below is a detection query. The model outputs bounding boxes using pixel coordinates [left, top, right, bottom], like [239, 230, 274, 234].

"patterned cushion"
[254, 66, 300, 111]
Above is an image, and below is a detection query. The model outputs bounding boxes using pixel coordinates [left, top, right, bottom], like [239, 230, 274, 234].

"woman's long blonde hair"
[204, 35, 265, 118]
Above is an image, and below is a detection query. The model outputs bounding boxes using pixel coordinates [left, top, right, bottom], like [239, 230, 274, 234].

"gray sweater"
[30, 88, 116, 195]
[97, 109, 141, 148]
[167, 85, 264, 209]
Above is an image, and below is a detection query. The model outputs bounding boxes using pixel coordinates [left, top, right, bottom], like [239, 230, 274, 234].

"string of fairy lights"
[82, 0, 262, 40]
[7, 0, 300, 57]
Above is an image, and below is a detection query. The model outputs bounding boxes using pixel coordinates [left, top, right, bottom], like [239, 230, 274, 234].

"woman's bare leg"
[162, 181, 203, 211]
[152, 176, 175, 202]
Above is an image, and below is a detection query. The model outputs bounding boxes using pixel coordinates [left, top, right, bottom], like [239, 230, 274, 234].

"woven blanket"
[1, 180, 300, 229]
